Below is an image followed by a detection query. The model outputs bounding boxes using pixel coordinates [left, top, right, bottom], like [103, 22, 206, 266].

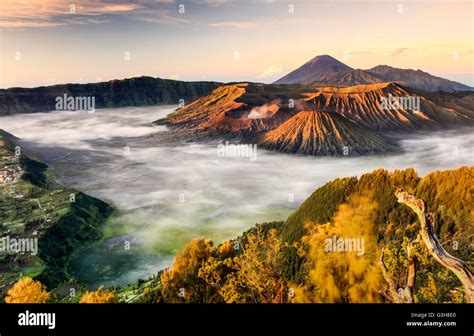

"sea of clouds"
[1, 106, 472, 287]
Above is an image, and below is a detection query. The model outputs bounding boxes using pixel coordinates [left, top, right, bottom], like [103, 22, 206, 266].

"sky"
[0, 0, 473, 88]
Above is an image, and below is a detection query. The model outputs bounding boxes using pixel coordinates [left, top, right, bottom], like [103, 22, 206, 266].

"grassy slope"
[0, 130, 113, 298]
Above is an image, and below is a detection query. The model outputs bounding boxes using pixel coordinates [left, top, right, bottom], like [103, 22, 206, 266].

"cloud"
[258, 64, 283, 78]
[0, 0, 181, 29]
[0, 0, 142, 19]
[98, 4, 141, 13]
[136, 15, 191, 25]
[248, 103, 280, 118]
[209, 21, 258, 29]
[391, 47, 409, 57]
[191, 0, 234, 5]
[0, 20, 63, 28]
[0, 0, 346, 29]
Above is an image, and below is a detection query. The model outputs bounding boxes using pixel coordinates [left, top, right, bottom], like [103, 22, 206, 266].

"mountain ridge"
[0, 76, 223, 116]
[274, 55, 472, 92]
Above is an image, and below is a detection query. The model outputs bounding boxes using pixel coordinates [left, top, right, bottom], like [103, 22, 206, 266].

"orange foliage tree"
[4, 277, 51, 303]
[160, 238, 217, 303]
[294, 193, 383, 303]
[199, 229, 295, 303]
[79, 285, 116, 303]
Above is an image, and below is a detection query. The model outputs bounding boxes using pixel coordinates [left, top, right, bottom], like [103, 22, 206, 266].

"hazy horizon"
[1, 0, 473, 88]
[1, 56, 473, 90]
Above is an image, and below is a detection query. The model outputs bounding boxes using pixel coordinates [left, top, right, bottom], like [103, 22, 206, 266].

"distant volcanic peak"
[366, 66, 473, 92]
[367, 65, 427, 75]
[366, 64, 395, 73]
[307, 54, 338, 62]
[274, 54, 352, 85]
[366, 66, 428, 80]
[275, 54, 473, 91]
[304, 54, 352, 70]
[335, 69, 384, 85]
[259, 110, 397, 156]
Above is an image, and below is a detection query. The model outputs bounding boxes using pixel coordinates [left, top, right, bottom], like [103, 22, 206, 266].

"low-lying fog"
[1, 106, 472, 288]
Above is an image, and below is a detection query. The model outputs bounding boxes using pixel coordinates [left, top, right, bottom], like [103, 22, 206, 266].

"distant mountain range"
[1, 54, 473, 156]
[274, 55, 473, 92]
[159, 82, 474, 155]
[0, 77, 222, 116]
[0, 55, 471, 117]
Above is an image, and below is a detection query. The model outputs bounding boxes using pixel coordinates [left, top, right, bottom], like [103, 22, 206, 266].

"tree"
[199, 229, 294, 303]
[295, 193, 383, 303]
[379, 235, 420, 303]
[160, 238, 218, 303]
[4, 277, 50, 303]
[79, 285, 116, 303]
[392, 189, 473, 303]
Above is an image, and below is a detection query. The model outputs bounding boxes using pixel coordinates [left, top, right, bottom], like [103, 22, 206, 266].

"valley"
[0, 53, 472, 304]
[0, 104, 472, 291]
[0, 0, 472, 324]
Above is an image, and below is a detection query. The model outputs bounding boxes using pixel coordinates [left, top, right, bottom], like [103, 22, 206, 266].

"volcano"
[274, 55, 352, 85]
[301, 82, 474, 131]
[274, 55, 473, 92]
[158, 82, 474, 156]
[258, 110, 397, 155]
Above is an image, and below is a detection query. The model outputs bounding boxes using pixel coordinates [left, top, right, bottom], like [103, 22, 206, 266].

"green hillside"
[279, 167, 472, 281]
[0, 130, 113, 298]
